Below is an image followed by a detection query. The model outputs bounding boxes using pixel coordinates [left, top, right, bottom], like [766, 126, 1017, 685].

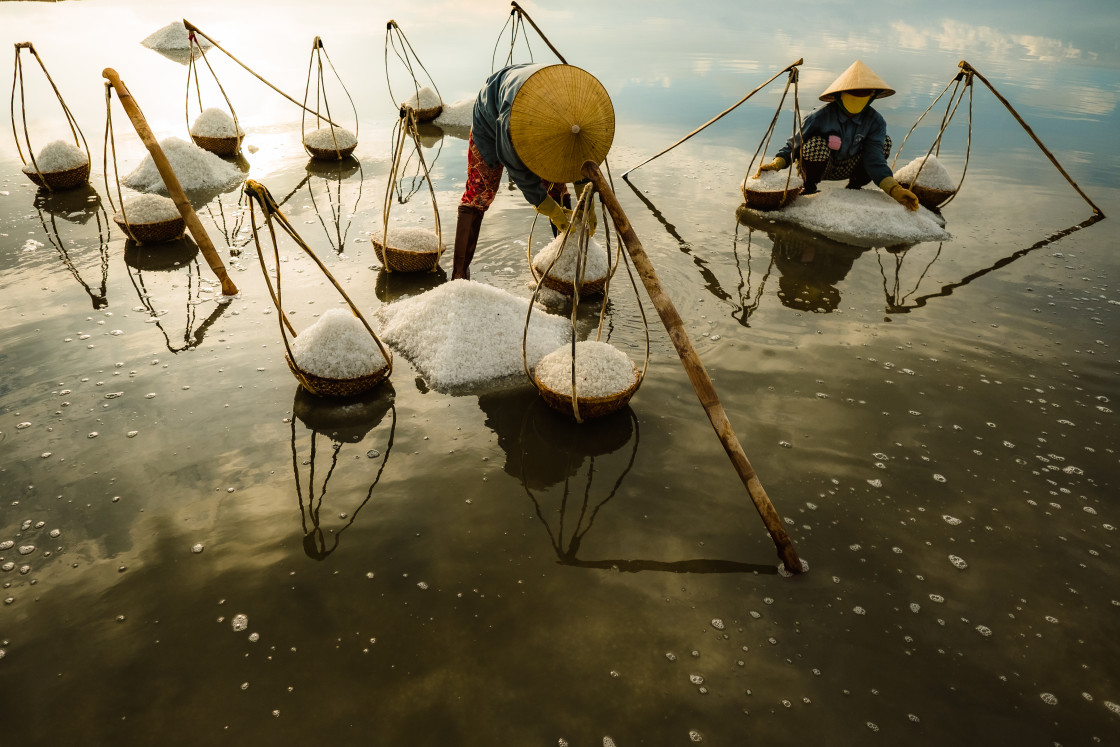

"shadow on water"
[290, 383, 396, 561]
[33, 185, 111, 309]
[478, 388, 776, 575]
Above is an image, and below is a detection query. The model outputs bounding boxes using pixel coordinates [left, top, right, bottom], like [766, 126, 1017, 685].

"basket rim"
[533, 360, 640, 405]
[285, 353, 391, 396]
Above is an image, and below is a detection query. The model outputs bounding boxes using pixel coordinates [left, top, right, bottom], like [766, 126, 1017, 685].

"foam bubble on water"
[1040, 692, 1058, 706]
[232, 613, 248, 632]
[933, 474, 947, 483]
[689, 673, 704, 685]
[1105, 701, 1120, 715]
[942, 515, 961, 525]
[867, 479, 882, 488]
[603, 738, 616, 747]
[0, 541, 13, 551]
[16, 422, 31, 430]
[711, 619, 725, 630]
[929, 593, 945, 603]
[665, 652, 677, 661]
[853, 606, 866, 615]
[975, 624, 992, 637]
[49, 529, 60, 539]
[191, 543, 204, 554]
[18, 545, 34, 556]
[689, 730, 704, 742]
[948, 555, 968, 570]
[867, 722, 879, 732]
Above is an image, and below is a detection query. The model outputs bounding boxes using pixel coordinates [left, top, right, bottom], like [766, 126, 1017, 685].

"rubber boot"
[798, 159, 827, 195]
[452, 205, 484, 280]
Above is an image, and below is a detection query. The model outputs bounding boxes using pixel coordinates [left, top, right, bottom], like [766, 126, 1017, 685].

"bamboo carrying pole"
[102, 68, 238, 296]
[582, 161, 803, 574]
[623, 59, 803, 179]
[510, 2, 567, 64]
[959, 60, 1104, 217]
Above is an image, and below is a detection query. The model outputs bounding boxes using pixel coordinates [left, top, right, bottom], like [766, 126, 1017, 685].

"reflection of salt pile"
[115, 194, 179, 223]
[432, 98, 473, 130]
[304, 126, 357, 151]
[376, 279, 568, 389]
[123, 137, 243, 194]
[532, 235, 609, 283]
[744, 168, 804, 192]
[22, 140, 88, 174]
[290, 308, 387, 380]
[758, 188, 949, 247]
[141, 21, 212, 51]
[894, 155, 955, 191]
[402, 86, 441, 110]
[536, 341, 636, 398]
[190, 108, 242, 138]
[380, 227, 440, 253]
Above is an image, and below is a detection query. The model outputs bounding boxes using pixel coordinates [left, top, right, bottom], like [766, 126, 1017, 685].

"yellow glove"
[536, 196, 573, 233]
[754, 156, 787, 178]
[880, 177, 920, 211]
[576, 199, 598, 236]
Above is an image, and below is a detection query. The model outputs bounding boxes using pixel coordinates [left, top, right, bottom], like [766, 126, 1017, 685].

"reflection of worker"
[452, 63, 613, 280]
[758, 60, 919, 211]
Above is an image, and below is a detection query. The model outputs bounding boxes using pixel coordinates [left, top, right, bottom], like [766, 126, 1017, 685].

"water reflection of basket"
[740, 183, 801, 210]
[285, 353, 390, 398]
[191, 133, 243, 157]
[372, 237, 441, 273]
[533, 363, 640, 421]
[24, 162, 90, 191]
[113, 215, 186, 244]
[900, 182, 954, 210]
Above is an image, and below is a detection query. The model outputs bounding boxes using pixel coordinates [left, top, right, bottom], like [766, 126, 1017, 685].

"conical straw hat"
[510, 64, 615, 184]
[819, 60, 895, 102]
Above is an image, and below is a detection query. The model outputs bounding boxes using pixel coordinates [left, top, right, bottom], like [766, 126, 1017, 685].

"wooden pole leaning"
[623, 58, 803, 179]
[959, 60, 1104, 218]
[510, 2, 567, 64]
[102, 68, 238, 296]
[582, 161, 804, 575]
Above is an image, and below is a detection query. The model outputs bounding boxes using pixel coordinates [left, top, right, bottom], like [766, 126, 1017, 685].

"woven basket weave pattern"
[285, 354, 390, 398]
[191, 133, 243, 157]
[373, 238, 440, 273]
[741, 183, 802, 210]
[534, 364, 640, 421]
[113, 215, 186, 244]
[25, 162, 90, 191]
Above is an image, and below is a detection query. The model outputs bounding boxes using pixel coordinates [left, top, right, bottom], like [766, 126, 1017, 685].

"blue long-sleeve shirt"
[775, 101, 893, 186]
[472, 63, 550, 207]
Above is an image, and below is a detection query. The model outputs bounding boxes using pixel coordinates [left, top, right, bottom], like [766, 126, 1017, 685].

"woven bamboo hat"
[819, 60, 895, 102]
[509, 64, 615, 184]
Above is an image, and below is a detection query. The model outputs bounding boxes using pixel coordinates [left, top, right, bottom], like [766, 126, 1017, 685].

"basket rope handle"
[742, 65, 801, 197]
[101, 83, 139, 241]
[185, 31, 242, 150]
[380, 108, 442, 271]
[301, 37, 359, 159]
[384, 21, 442, 115]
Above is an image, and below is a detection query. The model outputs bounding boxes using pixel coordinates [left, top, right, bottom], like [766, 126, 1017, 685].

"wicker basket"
[285, 353, 390, 398]
[113, 215, 187, 244]
[901, 182, 954, 210]
[537, 272, 608, 298]
[740, 183, 802, 211]
[305, 142, 357, 161]
[372, 237, 441, 273]
[23, 161, 90, 191]
[403, 103, 443, 123]
[191, 133, 244, 157]
[534, 363, 640, 421]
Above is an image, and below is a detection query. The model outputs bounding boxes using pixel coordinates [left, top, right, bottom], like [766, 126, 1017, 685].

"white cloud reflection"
[891, 20, 1083, 63]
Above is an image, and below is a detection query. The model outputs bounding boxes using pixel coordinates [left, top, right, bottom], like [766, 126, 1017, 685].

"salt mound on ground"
[894, 155, 956, 191]
[22, 140, 88, 174]
[116, 194, 180, 224]
[141, 21, 212, 51]
[432, 98, 473, 130]
[289, 308, 387, 380]
[376, 279, 569, 389]
[756, 187, 949, 247]
[744, 168, 804, 192]
[378, 227, 441, 253]
[304, 126, 357, 150]
[402, 86, 441, 110]
[532, 235, 609, 282]
[536, 341, 636, 398]
[122, 137, 243, 194]
[190, 108, 243, 138]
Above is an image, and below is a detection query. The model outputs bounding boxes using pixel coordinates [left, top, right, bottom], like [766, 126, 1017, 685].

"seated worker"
[758, 60, 918, 211]
[453, 63, 607, 280]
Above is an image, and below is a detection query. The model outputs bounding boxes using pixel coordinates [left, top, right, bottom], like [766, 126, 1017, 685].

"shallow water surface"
[2, 1, 1118, 744]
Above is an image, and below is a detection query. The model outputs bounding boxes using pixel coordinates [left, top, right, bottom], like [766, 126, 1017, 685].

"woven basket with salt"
[741, 168, 803, 210]
[22, 141, 91, 191]
[304, 126, 357, 160]
[113, 195, 186, 244]
[534, 341, 640, 421]
[531, 233, 611, 297]
[373, 227, 442, 273]
[894, 155, 956, 210]
[401, 86, 443, 123]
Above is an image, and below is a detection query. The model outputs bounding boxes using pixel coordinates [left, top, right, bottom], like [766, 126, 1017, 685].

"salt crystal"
[432, 98, 474, 130]
[378, 226, 441, 253]
[22, 140, 88, 174]
[115, 194, 180, 224]
[894, 155, 956, 191]
[190, 108, 243, 139]
[289, 309, 387, 380]
[376, 279, 569, 389]
[744, 168, 804, 192]
[532, 235, 609, 283]
[141, 21, 212, 52]
[123, 137, 242, 194]
[535, 341, 636, 398]
[402, 86, 441, 110]
[304, 126, 357, 151]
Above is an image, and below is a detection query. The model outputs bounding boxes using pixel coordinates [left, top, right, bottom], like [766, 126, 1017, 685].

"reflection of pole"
[102, 68, 238, 296]
[510, 2, 567, 64]
[583, 161, 803, 574]
[959, 60, 1104, 217]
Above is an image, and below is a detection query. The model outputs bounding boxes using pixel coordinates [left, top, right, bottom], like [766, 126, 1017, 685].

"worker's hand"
[890, 184, 920, 211]
[536, 196, 573, 233]
[754, 156, 787, 178]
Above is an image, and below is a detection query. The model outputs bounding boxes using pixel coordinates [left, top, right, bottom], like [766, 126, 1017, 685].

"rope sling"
[740, 65, 805, 210]
[10, 41, 91, 190]
[185, 30, 243, 156]
[33, 194, 110, 310]
[374, 106, 443, 273]
[244, 179, 393, 398]
[385, 21, 443, 122]
[302, 36, 358, 160]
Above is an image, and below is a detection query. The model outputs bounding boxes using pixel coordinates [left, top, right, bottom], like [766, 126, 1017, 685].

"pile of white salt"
[377, 227, 441, 253]
[22, 140, 88, 174]
[402, 86, 441, 110]
[432, 98, 473, 130]
[289, 308, 387, 380]
[141, 21, 212, 52]
[535, 341, 637, 398]
[190, 108, 243, 139]
[894, 155, 956, 191]
[744, 168, 804, 192]
[304, 126, 357, 151]
[376, 279, 569, 389]
[123, 137, 243, 194]
[115, 194, 180, 224]
[532, 235, 609, 283]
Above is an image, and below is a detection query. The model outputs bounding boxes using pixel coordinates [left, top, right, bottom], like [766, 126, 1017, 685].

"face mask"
[840, 92, 871, 114]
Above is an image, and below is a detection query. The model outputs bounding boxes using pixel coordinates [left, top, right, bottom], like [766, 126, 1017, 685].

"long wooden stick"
[960, 60, 1104, 217]
[623, 59, 803, 179]
[510, 2, 567, 64]
[583, 161, 803, 574]
[102, 68, 238, 296]
[182, 19, 338, 127]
